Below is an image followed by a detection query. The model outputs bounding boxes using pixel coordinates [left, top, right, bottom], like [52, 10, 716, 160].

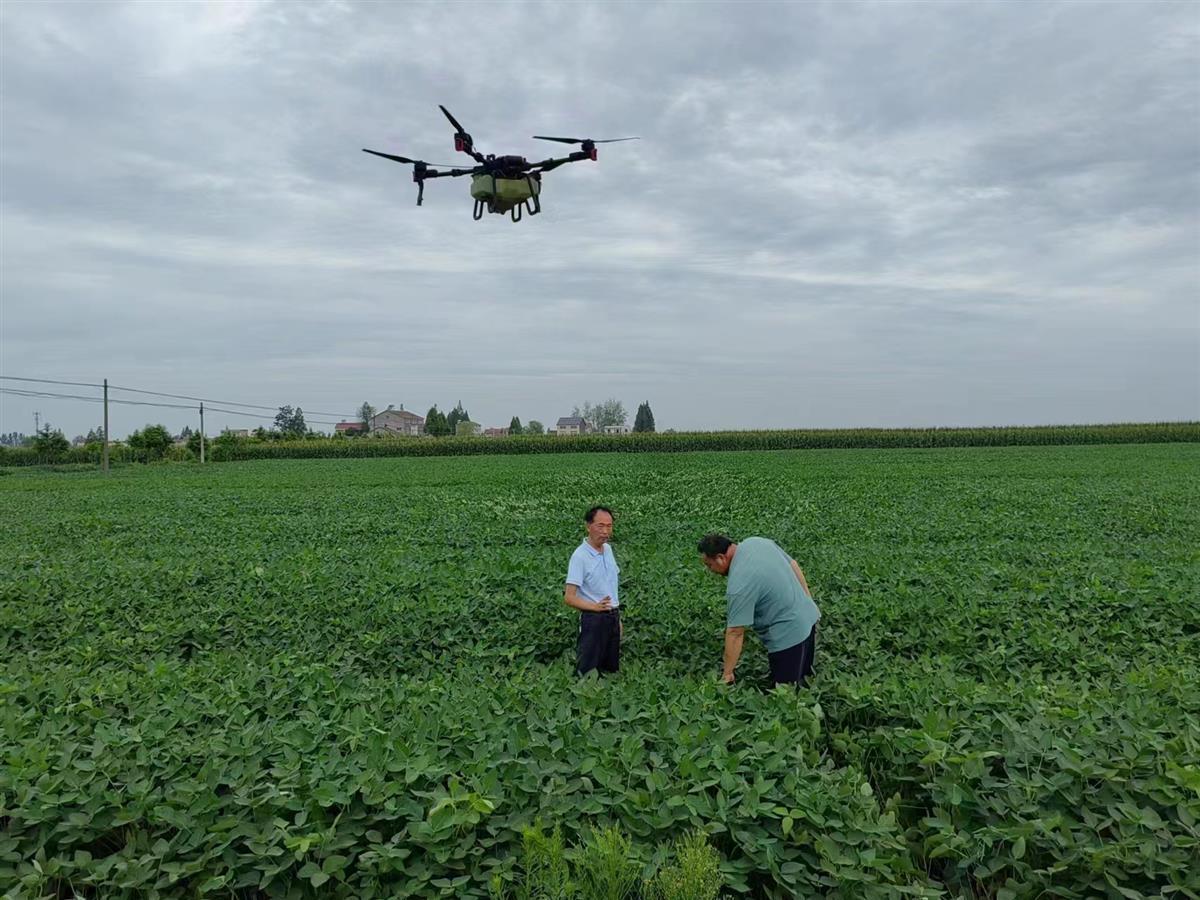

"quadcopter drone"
[363, 106, 638, 222]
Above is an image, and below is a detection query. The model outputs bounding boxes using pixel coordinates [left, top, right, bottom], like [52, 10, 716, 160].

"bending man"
[698, 533, 820, 687]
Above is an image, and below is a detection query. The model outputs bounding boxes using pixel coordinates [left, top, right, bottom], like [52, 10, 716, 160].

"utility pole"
[102, 379, 110, 476]
[199, 402, 205, 463]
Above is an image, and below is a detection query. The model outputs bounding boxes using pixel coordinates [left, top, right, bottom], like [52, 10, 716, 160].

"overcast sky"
[2, 0, 1197, 439]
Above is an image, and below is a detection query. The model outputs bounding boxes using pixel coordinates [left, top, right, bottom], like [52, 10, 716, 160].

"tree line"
[352, 399, 655, 436]
[6, 398, 658, 462]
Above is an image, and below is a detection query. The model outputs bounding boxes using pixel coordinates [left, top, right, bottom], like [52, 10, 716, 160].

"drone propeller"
[439, 105, 467, 134]
[362, 149, 419, 165]
[532, 136, 640, 144]
[362, 149, 460, 167]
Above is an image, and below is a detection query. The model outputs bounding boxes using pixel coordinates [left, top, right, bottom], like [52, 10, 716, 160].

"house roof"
[373, 408, 424, 423]
[334, 422, 362, 432]
[557, 416, 586, 427]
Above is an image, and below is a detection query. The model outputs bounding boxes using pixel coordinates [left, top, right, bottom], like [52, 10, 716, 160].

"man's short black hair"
[697, 533, 733, 557]
[585, 506, 615, 523]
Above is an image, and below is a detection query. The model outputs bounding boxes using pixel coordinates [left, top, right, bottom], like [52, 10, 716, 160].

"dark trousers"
[768, 626, 817, 687]
[576, 609, 620, 676]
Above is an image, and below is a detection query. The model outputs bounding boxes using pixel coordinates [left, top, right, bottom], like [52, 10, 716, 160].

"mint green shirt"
[726, 537, 820, 653]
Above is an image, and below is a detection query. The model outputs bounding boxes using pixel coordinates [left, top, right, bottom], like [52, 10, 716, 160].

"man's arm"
[564, 583, 611, 612]
[722, 626, 746, 683]
[790, 558, 812, 596]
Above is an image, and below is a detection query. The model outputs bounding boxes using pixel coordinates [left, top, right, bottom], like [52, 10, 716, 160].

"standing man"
[697, 533, 820, 687]
[565, 506, 622, 676]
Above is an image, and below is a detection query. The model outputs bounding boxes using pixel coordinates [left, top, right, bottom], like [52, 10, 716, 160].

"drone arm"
[420, 167, 477, 179]
[528, 150, 590, 173]
[410, 166, 479, 206]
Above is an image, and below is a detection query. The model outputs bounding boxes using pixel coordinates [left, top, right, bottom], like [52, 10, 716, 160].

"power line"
[1, 387, 194, 410]
[188, 405, 346, 425]
[3, 375, 359, 421]
[2, 388, 349, 425]
[0, 375, 104, 389]
[106, 382, 356, 418]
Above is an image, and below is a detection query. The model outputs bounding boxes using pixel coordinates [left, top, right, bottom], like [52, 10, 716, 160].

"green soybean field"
[2, 443, 1198, 899]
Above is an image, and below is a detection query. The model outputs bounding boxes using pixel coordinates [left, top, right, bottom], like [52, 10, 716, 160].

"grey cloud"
[2, 0, 1197, 439]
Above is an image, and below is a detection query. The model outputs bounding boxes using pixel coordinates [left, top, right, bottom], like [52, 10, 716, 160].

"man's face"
[587, 511, 613, 546]
[701, 553, 731, 576]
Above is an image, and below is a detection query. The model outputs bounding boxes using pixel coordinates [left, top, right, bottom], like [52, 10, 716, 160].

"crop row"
[2, 444, 1198, 898]
[2, 421, 1197, 467]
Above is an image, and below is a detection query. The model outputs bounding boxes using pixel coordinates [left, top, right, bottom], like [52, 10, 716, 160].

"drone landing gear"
[509, 193, 541, 222]
[473, 195, 540, 221]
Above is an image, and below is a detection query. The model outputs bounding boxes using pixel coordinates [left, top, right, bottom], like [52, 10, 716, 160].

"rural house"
[555, 416, 590, 435]
[370, 405, 425, 436]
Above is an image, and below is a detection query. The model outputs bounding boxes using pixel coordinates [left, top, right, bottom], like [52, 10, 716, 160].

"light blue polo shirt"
[566, 541, 620, 608]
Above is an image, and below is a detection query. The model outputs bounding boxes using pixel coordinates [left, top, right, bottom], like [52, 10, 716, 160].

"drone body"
[363, 106, 637, 222]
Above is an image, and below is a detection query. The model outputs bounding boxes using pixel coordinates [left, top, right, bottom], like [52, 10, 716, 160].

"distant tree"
[573, 398, 626, 430]
[456, 420, 479, 437]
[180, 426, 193, 440]
[358, 402, 376, 433]
[424, 405, 451, 436]
[594, 398, 626, 429]
[32, 426, 69, 458]
[509, 416, 523, 435]
[526, 420, 544, 435]
[446, 402, 470, 435]
[633, 402, 656, 433]
[253, 426, 270, 441]
[127, 424, 173, 460]
[275, 406, 306, 437]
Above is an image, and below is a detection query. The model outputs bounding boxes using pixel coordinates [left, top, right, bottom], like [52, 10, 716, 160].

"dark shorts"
[768, 626, 817, 687]
[576, 609, 620, 676]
